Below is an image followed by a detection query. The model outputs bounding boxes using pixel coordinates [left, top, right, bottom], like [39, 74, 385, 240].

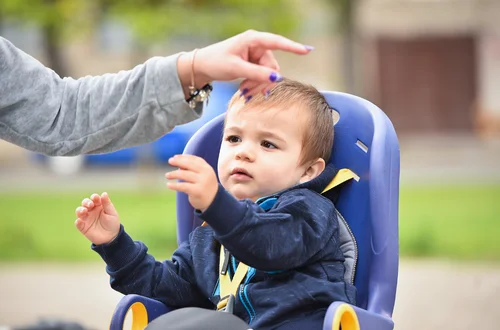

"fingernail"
[304, 45, 315, 51]
[264, 90, 270, 100]
[245, 95, 253, 104]
[240, 88, 249, 97]
[269, 72, 283, 83]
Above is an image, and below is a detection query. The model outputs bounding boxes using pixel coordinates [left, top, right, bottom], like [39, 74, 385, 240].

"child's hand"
[166, 154, 218, 211]
[74, 192, 121, 245]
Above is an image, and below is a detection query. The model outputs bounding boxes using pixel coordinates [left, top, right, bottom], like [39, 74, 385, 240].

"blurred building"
[355, 0, 500, 135]
[1, 0, 499, 147]
[0, 1, 345, 167]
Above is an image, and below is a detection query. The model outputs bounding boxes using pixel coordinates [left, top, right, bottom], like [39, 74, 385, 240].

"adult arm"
[0, 37, 202, 156]
[0, 30, 313, 156]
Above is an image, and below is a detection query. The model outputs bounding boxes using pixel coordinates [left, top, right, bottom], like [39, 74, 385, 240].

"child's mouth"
[231, 168, 253, 180]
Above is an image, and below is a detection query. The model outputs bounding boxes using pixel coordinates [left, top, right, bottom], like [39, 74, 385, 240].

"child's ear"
[299, 158, 326, 184]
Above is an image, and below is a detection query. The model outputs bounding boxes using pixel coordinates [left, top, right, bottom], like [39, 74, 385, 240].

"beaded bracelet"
[186, 48, 213, 109]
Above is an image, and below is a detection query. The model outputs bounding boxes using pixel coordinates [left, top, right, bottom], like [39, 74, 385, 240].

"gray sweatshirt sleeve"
[0, 37, 203, 156]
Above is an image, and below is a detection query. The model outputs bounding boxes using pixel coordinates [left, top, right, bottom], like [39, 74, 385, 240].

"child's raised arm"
[198, 187, 339, 271]
[76, 191, 212, 309]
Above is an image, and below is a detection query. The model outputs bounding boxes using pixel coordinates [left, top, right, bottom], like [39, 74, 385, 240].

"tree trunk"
[42, 22, 69, 77]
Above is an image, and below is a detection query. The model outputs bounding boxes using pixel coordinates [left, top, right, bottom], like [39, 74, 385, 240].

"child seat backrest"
[175, 91, 400, 318]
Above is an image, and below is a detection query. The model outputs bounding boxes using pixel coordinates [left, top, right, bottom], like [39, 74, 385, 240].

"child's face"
[217, 103, 311, 201]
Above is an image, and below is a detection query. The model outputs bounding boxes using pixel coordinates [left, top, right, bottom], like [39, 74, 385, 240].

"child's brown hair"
[227, 79, 334, 165]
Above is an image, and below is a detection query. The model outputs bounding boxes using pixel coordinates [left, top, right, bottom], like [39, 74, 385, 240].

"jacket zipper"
[238, 267, 256, 323]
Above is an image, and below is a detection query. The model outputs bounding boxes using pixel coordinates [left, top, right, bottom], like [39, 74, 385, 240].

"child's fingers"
[167, 181, 195, 195]
[90, 193, 102, 206]
[165, 169, 198, 183]
[168, 154, 197, 168]
[100, 192, 118, 216]
[168, 154, 206, 171]
[101, 192, 109, 202]
[81, 198, 94, 209]
[75, 218, 92, 235]
[74, 218, 85, 232]
[75, 206, 88, 218]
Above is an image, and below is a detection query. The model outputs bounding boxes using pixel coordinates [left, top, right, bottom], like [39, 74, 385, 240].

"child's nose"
[235, 147, 255, 162]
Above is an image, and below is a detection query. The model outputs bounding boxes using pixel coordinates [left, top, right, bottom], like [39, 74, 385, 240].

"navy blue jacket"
[93, 164, 357, 330]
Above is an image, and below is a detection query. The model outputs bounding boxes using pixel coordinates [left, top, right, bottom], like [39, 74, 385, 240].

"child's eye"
[261, 140, 277, 149]
[226, 135, 241, 143]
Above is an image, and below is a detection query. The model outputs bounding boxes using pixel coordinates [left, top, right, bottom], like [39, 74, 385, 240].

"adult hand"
[177, 29, 313, 99]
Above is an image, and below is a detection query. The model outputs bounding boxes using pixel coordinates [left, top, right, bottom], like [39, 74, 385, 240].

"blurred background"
[1, 0, 499, 329]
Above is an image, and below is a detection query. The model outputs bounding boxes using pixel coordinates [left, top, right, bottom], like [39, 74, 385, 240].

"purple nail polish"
[304, 45, 315, 51]
[269, 72, 283, 83]
[264, 90, 270, 100]
[240, 88, 249, 97]
[245, 95, 253, 104]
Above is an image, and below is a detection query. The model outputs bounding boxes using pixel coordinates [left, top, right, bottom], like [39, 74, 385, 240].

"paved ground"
[1, 259, 499, 330]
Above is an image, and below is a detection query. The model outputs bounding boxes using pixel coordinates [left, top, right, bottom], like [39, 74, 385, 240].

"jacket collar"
[256, 162, 337, 206]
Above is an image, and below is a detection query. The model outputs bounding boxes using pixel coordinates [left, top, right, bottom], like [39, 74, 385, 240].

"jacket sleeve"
[197, 186, 337, 271]
[0, 37, 202, 156]
[92, 225, 211, 309]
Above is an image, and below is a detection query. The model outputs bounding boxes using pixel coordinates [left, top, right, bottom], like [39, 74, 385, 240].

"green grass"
[0, 185, 499, 261]
[399, 184, 500, 260]
[0, 189, 179, 261]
